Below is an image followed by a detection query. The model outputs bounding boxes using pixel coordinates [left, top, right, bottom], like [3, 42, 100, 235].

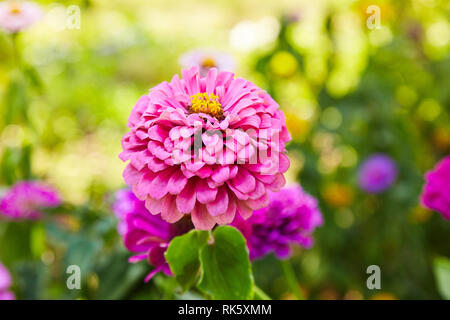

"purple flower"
[0, 262, 14, 300]
[0, 181, 61, 220]
[232, 184, 323, 260]
[113, 188, 149, 235]
[358, 154, 397, 193]
[421, 156, 450, 219]
[114, 189, 193, 282]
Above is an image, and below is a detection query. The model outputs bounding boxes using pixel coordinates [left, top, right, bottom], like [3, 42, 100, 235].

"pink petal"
[191, 204, 216, 230]
[211, 166, 230, 184]
[169, 127, 181, 140]
[145, 197, 163, 214]
[134, 172, 156, 199]
[129, 254, 148, 263]
[236, 201, 253, 220]
[227, 182, 250, 200]
[148, 125, 167, 143]
[196, 179, 218, 204]
[206, 187, 229, 216]
[196, 165, 212, 179]
[167, 170, 188, 195]
[148, 141, 171, 160]
[182, 67, 200, 96]
[245, 193, 269, 210]
[161, 195, 184, 223]
[231, 168, 256, 194]
[205, 68, 218, 94]
[176, 180, 197, 213]
[279, 153, 290, 173]
[184, 161, 205, 173]
[253, 172, 276, 184]
[130, 150, 150, 171]
[144, 266, 164, 282]
[148, 168, 174, 199]
[215, 194, 236, 225]
[123, 164, 141, 186]
[248, 180, 265, 200]
[267, 173, 286, 192]
[147, 155, 167, 172]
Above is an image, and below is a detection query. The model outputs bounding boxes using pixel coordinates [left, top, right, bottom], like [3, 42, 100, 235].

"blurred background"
[0, 0, 449, 300]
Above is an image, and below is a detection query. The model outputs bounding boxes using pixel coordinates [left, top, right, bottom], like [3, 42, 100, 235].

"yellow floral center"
[201, 57, 216, 69]
[9, 3, 22, 14]
[190, 93, 223, 119]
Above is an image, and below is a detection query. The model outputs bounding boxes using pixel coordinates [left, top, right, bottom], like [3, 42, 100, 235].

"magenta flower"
[120, 67, 290, 230]
[0, 1, 42, 34]
[358, 154, 397, 193]
[179, 49, 236, 77]
[115, 188, 193, 282]
[421, 156, 450, 219]
[0, 262, 14, 300]
[113, 188, 148, 235]
[0, 181, 61, 220]
[232, 184, 323, 260]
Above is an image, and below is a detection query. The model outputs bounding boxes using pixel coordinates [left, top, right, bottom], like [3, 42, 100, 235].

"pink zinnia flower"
[0, 1, 42, 34]
[0, 262, 15, 300]
[421, 156, 450, 219]
[120, 67, 290, 230]
[0, 181, 61, 220]
[179, 49, 236, 77]
[232, 184, 323, 260]
[116, 189, 193, 281]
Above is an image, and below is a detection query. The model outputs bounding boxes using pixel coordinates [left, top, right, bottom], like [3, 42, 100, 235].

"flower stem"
[11, 32, 21, 69]
[280, 259, 304, 300]
[254, 285, 271, 300]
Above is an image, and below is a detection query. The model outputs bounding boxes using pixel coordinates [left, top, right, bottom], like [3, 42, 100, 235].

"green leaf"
[434, 256, 450, 300]
[96, 247, 147, 300]
[0, 222, 32, 262]
[64, 237, 101, 281]
[198, 226, 254, 300]
[15, 261, 47, 300]
[165, 229, 208, 291]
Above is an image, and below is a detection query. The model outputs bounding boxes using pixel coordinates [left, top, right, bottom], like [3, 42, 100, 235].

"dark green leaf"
[198, 226, 254, 300]
[165, 229, 208, 291]
[15, 261, 47, 300]
[64, 238, 101, 281]
[96, 248, 147, 300]
[0, 222, 32, 262]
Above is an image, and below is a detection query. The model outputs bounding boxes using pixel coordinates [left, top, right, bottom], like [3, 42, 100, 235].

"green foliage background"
[0, 0, 449, 300]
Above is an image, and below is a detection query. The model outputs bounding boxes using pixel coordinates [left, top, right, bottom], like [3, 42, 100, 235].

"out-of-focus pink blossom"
[421, 156, 450, 219]
[0, 262, 14, 300]
[179, 49, 236, 76]
[0, 1, 42, 33]
[0, 181, 61, 220]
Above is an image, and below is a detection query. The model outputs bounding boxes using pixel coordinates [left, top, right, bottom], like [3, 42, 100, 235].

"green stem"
[280, 259, 304, 300]
[162, 275, 178, 300]
[254, 285, 271, 300]
[11, 32, 21, 69]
